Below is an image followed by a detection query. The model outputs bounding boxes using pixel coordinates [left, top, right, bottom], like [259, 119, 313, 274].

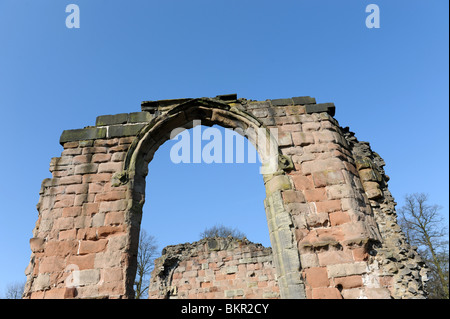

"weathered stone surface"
[128, 112, 153, 123]
[271, 98, 293, 106]
[96, 113, 128, 126]
[148, 238, 280, 299]
[292, 96, 316, 105]
[305, 103, 336, 116]
[108, 123, 146, 138]
[25, 94, 425, 300]
[60, 128, 107, 144]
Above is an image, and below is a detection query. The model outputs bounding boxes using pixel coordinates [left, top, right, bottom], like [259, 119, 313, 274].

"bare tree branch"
[399, 193, 449, 299]
[134, 229, 158, 299]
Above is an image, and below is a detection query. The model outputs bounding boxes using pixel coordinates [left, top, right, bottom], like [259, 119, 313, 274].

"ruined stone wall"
[23, 94, 427, 299]
[148, 238, 280, 299]
[342, 128, 428, 298]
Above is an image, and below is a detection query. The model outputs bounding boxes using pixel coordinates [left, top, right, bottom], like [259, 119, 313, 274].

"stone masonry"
[24, 94, 428, 299]
[148, 237, 279, 299]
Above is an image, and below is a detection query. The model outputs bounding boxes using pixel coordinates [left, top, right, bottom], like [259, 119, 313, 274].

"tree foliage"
[134, 229, 158, 299]
[398, 193, 449, 299]
[200, 224, 246, 240]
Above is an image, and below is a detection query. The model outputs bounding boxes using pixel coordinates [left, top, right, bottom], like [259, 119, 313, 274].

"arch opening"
[140, 124, 277, 299]
[123, 103, 305, 299]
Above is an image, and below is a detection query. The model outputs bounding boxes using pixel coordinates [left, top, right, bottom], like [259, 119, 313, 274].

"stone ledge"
[108, 123, 146, 138]
[96, 112, 153, 126]
[60, 127, 107, 145]
[305, 103, 336, 116]
[292, 96, 316, 105]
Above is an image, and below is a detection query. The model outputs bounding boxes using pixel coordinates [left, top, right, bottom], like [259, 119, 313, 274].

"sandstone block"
[92, 153, 112, 163]
[334, 275, 363, 289]
[327, 262, 368, 278]
[291, 174, 314, 191]
[318, 250, 354, 266]
[292, 132, 314, 146]
[304, 267, 329, 288]
[312, 170, 345, 187]
[315, 200, 341, 213]
[311, 287, 342, 299]
[30, 238, 45, 253]
[304, 188, 327, 202]
[265, 175, 292, 194]
[282, 190, 306, 203]
[78, 269, 100, 286]
[329, 211, 351, 226]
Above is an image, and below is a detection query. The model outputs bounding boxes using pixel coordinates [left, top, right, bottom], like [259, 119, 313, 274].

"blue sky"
[0, 1, 448, 296]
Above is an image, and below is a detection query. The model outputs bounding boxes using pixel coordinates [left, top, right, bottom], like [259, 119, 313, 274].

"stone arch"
[117, 97, 304, 298]
[23, 94, 427, 299]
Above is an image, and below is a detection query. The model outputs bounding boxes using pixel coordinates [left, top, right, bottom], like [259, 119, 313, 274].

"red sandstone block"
[279, 123, 302, 133]
[43, 288, 67, 299]
[282, 189, 306, 203]
[111, 152, 126, 162]
[329, 211, 351, 226]
[77, 228, 98, 240]
[379, 276, 393, 288]
[97, 225, 125, 238]
[312, 170, 345, 187]
[59, 229, 77, 241]
[292, 132, 314, 146]
[52, 217, 74, 231]
[64, 141, 79, 149]
[53, 194, 76, 208]
[82, 146, 108, 155]
[201, 281, 212, 288]
[88, 182, 104, 194]
[45, 240, 78, 257]
[98, 281, 125, 296]
[302, 158, 345, 175]
[82, 202, 99, 215]
[311, 287, 343, 299]
[99, 200, 127, 213]
[78, 239, 108, 255]
[334, 275, 363, 289]
[73, 155, 90, 164]
[352, 247, 369, 261]
[92, 153, 112, 163]
[104, 211, 125, 226]
[39, 256, 65, 273]
[65, 183, 89, 195]
[62, 148, 82, 156]
[318, 250, 354, 266]
[30, 237, 45, 253]
[364, 288, 391, 299]
[29, 291, 46, 299]
[119, 136, 135, 145]
[64, 287, 77, 298]
[291, 174, 314, 191]
[62, 207, 82, 217]
[82, 173, 112, 183]
[94, 138, 119, 147]
[304, 267, 329, 289]
[109, 145, 130, 152]
[95, 191, 127, 202]
[68, 254, 95, 270]
[304, 188, 327, 202]
[316, 200, 341, 213]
